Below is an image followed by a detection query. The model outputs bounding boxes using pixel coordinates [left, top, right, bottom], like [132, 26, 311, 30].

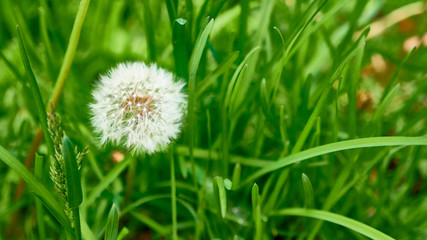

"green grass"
[0, 0, 426, 239]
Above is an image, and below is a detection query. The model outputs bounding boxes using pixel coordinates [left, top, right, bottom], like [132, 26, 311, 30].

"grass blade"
[302, 173, 314, 208]
[34, 154, 46, 240]
[62, 136, 83, 208]
[105, 204, 120, 240]
[241, 136, 427, 186]
[272, 208, 394, 240]
[213, 176, 227, 218]
[252, 183, 262, 240]
[16, 25, 54, 158]
[173, 18, 189, 79]
[187, 17, 214, 184]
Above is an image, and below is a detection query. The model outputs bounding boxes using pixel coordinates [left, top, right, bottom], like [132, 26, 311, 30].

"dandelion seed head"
[90, 62, 187, 154]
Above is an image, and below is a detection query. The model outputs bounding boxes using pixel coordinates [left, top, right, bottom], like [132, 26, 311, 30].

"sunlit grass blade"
[231, 163, 241, 190]
[241, 136, 427, 186]
[117, 227, 130, 240]
[272, 208, 394, 240]
[0, 144, 72, 233]
[105, 203, 120, 240]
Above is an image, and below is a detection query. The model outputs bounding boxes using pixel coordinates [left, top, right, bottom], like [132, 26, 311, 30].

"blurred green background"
[0, 0, 426, 239]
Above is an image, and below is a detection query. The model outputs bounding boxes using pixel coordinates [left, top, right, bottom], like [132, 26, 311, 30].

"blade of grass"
[62, 137, 82, 240]
[117, 227, 129, 240]
[17, 25, 54, 159]
[213, 176, 227, 218]
[241, 136, 427, 186]
[165, 0, 178, 27]
[130, 211, 169, 235]
[272, 208, 394, 240]
[0, 145, 72, 233]
[302, 173, 315, 208]
[173, 18, 189, 79]
[34, 154, 46, 240]
[140, 0, 156, 62]
[187, 18, 214, 184]
[105, 204, 119, 240]
[252, 183, 262, 240]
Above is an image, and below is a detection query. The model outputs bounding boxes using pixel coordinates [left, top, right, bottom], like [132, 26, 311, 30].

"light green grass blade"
[117, 227, 130, 240]
[0, 145, 72, 234]
[213, 176, 227, 218]
[302, 173, 314, 208]
[105, 204, 120, 240]
[272, 208, 394, 240]
[241, 136, 427, 186]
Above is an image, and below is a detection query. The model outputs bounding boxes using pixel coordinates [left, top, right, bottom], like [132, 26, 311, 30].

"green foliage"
[0, 0, 426, 239]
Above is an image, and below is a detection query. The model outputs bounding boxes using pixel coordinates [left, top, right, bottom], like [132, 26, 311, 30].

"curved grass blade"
[241, 136, 427, 186]
[105, 204, 120, 240]
[0, 145, 73, 233]
[272, 208, 394, 240]
[302, 173, 314, 208]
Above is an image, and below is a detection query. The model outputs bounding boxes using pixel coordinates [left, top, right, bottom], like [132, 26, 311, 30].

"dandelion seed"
[90, 62, 187, 154]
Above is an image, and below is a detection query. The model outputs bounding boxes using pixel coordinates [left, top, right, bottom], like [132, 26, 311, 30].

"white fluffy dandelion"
[90, 62, 187, 154]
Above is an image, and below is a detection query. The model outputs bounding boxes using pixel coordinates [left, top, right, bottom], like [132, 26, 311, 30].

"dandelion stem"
[125, 155, 137, 203]
[170, 148, 178, 240]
